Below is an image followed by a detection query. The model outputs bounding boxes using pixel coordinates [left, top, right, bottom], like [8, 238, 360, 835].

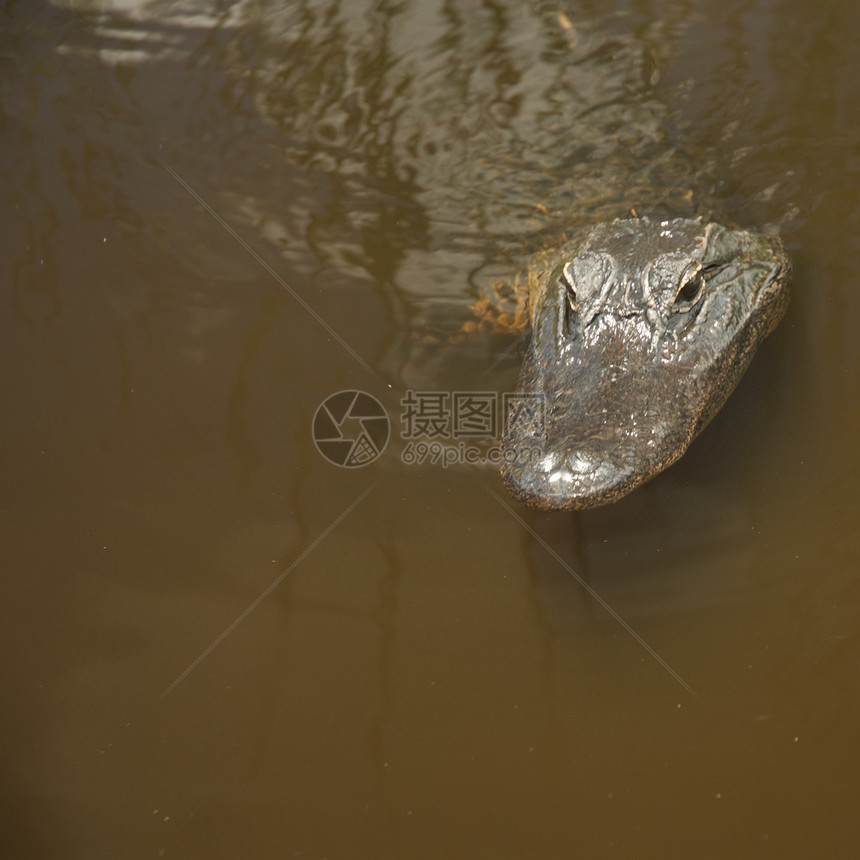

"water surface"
[3, 0, 860, 856]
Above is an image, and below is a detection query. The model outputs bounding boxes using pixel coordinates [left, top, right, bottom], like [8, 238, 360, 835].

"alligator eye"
[673, 265, 719, 313]
[560, 270, 578, 332]
[677, 274, 703, 305]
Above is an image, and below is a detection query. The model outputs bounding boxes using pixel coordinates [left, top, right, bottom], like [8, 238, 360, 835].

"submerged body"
[501, 217, 791, 510]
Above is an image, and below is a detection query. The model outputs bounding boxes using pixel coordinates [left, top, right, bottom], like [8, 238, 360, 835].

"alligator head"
[500, 217, 791, 510]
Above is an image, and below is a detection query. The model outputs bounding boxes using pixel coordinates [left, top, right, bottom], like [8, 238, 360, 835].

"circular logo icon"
[312, 390, 390, 468]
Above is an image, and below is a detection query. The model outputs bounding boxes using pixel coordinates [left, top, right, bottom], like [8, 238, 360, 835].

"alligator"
[500, 216, 791, 510]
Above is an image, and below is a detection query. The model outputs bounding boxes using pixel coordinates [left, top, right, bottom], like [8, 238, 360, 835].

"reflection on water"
[3, 0, 860, 856]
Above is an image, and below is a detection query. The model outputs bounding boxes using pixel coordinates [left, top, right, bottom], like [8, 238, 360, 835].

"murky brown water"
[4, 0, 860, 856]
